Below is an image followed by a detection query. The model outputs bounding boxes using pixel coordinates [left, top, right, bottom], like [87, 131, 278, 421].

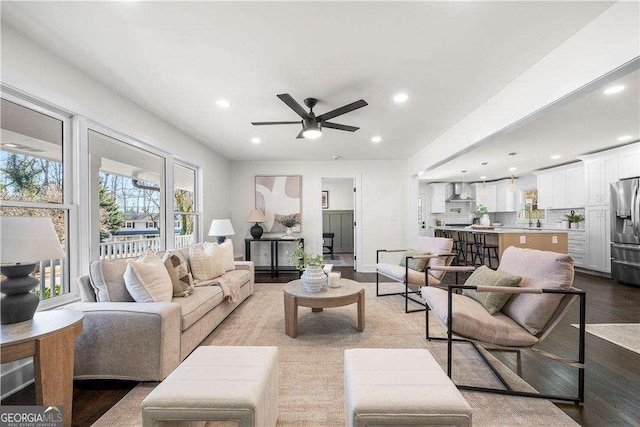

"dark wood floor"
[2, 268, 638, 426]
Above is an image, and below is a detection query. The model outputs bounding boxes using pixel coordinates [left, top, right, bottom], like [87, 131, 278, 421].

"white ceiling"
[421, 67, 640, 183]
[1, 1, 616, 162]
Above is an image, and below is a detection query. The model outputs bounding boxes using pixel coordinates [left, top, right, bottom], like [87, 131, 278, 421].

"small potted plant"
[278, 214, 299, 236]
[288, 243, 326, 292]
[566, 210, 584, 229]
[474, 204, 490, 226]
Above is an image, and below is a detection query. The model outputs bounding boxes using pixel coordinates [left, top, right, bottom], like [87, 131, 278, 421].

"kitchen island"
[430, 225, 568, 257]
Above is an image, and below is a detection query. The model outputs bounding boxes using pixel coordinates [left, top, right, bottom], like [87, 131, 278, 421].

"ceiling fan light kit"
[252, 93, 367, 139]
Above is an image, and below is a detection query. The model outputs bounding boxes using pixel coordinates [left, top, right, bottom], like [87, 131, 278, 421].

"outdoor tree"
[99, 182, 124, 242]
[1, 153, 44, 197]
[175, 189, 194, 235]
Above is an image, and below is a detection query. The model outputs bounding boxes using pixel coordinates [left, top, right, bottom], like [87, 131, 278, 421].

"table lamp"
[1, 216, 65, 325]
[208, 219, 235, 244]
[245, 209, 267, 239]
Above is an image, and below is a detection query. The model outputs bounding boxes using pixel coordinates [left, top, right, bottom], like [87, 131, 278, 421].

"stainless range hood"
[446, 182, 474, 202]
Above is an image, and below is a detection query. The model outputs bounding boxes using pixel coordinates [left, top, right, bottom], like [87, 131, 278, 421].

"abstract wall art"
[255, 175, 302, 232]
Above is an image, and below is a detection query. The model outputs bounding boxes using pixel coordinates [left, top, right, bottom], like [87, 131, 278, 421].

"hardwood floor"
[2, 269, 637, 426]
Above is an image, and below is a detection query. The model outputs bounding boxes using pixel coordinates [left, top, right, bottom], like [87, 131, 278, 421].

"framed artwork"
[255, 175, 302, 232]
[321, 191, 329, 209]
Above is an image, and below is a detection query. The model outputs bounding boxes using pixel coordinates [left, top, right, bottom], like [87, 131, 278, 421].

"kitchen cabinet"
[583, 155, 618, 206]
[496, 180, 517, 212]
[537, 164, 585, 209]
[585, 206, 611, 273]
[567, 231, 587, 268]
[474, 183, 497, 212]
[429, 183, 446, 213]
[618, 144, 640, 179]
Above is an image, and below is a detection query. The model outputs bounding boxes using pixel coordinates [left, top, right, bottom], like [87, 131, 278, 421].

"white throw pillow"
[123, 250, 173, 303]
[216, 240, 236, 272]
[189, 244, 225, 282]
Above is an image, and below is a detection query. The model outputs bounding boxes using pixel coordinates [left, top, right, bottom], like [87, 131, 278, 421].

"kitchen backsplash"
[432, 202, 474, 225]
[495, 208, 586, 229]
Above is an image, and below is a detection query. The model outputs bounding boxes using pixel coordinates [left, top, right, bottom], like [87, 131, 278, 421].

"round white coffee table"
[283, 279, 365, 338]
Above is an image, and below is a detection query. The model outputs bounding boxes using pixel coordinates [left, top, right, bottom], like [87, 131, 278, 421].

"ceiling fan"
[252, 94, 368, 139]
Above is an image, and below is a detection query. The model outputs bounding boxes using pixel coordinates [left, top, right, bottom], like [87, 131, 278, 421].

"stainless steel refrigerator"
[611, 178, 640, 286]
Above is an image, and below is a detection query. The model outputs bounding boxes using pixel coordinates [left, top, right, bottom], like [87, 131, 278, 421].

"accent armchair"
[421, 246, 586, 403]
[376, 237, 475, 313]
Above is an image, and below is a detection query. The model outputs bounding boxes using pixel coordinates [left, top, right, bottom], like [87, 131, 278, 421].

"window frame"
[172, 160, 201, 249]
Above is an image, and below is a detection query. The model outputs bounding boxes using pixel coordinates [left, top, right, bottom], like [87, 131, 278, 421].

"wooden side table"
[1, 310, 84, 427]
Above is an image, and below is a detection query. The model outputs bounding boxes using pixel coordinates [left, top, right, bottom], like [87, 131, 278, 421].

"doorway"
[321, 178, 355, 268]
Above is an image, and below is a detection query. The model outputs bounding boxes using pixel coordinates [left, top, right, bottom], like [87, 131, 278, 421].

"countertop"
[430, 225, 571, 234]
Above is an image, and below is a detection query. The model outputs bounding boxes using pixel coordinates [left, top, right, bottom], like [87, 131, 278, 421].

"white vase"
[286, 227, 293, 236]
[301, 265, 326, 293]
[480, 214, 491, 226]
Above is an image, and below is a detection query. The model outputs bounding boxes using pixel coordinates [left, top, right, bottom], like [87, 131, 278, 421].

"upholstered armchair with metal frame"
[420, 246, 586, 403]
[376, 236, 475, 313]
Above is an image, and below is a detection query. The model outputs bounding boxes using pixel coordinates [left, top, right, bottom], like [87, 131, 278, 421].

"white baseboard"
[1, 358, 35, 400]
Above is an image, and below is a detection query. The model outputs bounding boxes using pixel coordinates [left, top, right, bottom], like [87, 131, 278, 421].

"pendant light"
[508, 175, 517, 192]
[481, 180, 489, 197]
[460, 170, 469, 200]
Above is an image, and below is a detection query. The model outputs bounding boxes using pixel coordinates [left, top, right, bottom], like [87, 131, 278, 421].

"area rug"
[323, 253, 353, 266]
[94, 282, 578, 426]
[572, 323, 640, 355]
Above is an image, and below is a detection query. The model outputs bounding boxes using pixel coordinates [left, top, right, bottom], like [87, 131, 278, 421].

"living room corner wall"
[0, 24, 231, 225]
[227, 160, 408, 272]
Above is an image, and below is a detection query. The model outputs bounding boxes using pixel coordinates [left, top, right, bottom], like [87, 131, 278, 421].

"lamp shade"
[245, 209, 266, 223]
[0, 216, 65, 264]
[208, 219, 235, 237]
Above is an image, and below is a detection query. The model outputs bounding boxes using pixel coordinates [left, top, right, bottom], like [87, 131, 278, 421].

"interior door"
[418, 192, 427, 236]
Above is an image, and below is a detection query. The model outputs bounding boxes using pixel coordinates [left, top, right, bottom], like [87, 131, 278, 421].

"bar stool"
[443, 230, 459, 265]
[457, 231, 474, 266]
[472, 232, 500, 268]
[434, 229, 446, 238]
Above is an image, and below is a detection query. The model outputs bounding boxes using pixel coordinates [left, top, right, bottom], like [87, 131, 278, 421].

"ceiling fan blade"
[323, 122, 359, 132]
[296, 129, 305, 139]
[251, 121, 301, 126]
[277, 94, 310, 119]
[317, 99, 368, 121]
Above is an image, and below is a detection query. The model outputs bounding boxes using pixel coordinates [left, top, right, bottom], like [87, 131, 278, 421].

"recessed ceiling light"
[418, 171, 424, 177]
[2, 143, 18, 148]
[393, 92, 409, 104]
[251, 137, 261, 144]
[617, 135, 633, 142]
[550, 154, 562, 160]
[332, 155, 342, 160]
[508, 167, 517, 172]
[371, 136, 382, 143]
[480, 175, 487, 180]
[603, 85, 625, 95]
[215, 99, 231, 108]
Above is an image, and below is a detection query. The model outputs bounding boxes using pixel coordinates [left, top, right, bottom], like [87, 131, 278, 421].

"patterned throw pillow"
[399, 249, 430, 272]
[163, 251, 194, 297]
[189, 245, 225, 282]
[462, 265, 522, 314]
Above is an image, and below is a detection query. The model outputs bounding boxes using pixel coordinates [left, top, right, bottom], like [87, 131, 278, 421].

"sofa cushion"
[415, 237, 453, 281]
[189, 245, 225, 282]
[462, 266, 522, 314]
[421, 286, 538, 347]
[218, 240, 236, 272]
[399, 249, 430, 272]
[89, 258, 134, 302]
[172, 285, 225, 331]
[124, 251, 173, 303]
[499, 247, 574, 335]
[163, 251, 195, 297]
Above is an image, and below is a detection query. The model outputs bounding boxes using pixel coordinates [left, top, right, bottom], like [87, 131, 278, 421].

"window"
[0, 98, 71, 302]
[88, 130, 165, 259]
[174, 163, 198, 248]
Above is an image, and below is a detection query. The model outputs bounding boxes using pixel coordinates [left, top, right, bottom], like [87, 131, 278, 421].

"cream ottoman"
[344, 348, 472, 426]
[141, 346, 279, 427]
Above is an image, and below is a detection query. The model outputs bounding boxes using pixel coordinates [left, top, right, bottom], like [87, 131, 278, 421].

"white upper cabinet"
[536, 163, 583, 209]
[618, 143, 640, 180]
[429, 183, 446, 213]
[583, 155, 619, 206]
[474, 183, 497, 212]
[495, 179, 517, 212]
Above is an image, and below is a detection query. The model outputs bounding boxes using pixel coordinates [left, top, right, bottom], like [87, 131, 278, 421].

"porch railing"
[99, 235, 195, 260]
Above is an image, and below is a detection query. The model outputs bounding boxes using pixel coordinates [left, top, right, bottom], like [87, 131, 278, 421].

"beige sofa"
[64, 245, 254, 381]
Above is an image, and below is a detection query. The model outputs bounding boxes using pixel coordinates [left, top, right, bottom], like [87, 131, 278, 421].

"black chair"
[322, 232, 335, 259]
[472, 232, 500, 268]
[457, 231, 475, 266]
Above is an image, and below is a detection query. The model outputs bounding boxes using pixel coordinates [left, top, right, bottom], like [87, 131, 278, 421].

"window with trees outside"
[174, 163, 198, 249]
[0, 98, 71, 302]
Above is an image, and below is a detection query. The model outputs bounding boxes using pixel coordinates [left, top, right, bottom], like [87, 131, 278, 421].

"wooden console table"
[1, 310, 84, 427]
[245, 237, 304, 276]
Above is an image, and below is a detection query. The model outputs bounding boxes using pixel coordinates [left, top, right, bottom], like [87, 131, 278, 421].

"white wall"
[229, 160, 407, 272]
[1, 24, 231, 230]
[321, 178, 354, 211]
[408, 2, 640, 175]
